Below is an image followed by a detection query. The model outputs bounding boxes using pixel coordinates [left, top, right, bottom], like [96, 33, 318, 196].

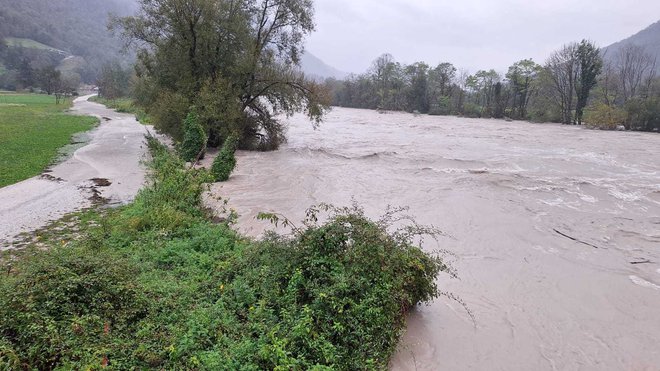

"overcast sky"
[305, 0, 660, 74]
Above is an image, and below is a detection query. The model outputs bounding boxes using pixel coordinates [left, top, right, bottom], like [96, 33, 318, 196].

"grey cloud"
[305, 0, 660, 74]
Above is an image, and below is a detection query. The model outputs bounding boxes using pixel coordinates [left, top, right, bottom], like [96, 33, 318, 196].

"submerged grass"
[0, 93, 98, 187]
[0, 137, 446, 370]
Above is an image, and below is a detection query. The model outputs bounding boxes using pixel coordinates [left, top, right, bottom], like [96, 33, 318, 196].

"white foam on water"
[609, 188, 643, 202]
[629, 275, 660, 291]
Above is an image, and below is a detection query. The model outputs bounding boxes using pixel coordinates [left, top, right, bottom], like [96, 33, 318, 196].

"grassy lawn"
[3, 37, 67, 54]
[0, 93, 98, 187]
[90, 96, 151, 124]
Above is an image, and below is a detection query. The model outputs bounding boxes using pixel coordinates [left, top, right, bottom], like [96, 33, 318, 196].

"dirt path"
[0, 95, 152, 249]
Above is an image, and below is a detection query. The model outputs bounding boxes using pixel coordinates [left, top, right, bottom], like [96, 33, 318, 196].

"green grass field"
[4, 37, 67, 54]
[0, 93, 98, 187]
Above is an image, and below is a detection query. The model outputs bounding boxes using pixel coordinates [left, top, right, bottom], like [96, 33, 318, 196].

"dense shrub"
[625, 97, 660, 132]
[0, 245, 148, 369]
[211, 134, 239, 182]
[179, 108, 208, 162]
[0, 137, 447, 370]
[428, 96, 452, 116]
[461, 102, 482, 118]
[584, 103, 626, 130]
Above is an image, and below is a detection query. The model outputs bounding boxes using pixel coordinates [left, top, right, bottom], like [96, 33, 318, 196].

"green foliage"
[211, 134, 239, 182]
[0, 93, 97, 187]
[625, 97, 660, 131]
[179, 108, 208, 163]
[0, 245, 148, 370]
[584, 103, 626, 130]
[116, 0, 329, 150]
[0, 138, 447, 369]
[97, 62, 132, 100]
[576, 40, 603, 125]
[428, 95, 452, 116]
[461, 102, 482, 118]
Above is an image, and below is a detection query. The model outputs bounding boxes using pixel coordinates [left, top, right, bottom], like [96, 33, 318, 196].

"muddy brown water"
[206, 107, 660, 370]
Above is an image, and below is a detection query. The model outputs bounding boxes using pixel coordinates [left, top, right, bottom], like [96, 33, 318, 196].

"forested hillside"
[0, 0, 136, 87]
[604, 20, 660, 74]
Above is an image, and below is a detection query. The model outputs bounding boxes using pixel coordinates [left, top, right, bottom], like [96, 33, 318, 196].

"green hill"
[604, 20, 660, 73]
[4, 38, 68, 55]
[0, 0, 137, 83]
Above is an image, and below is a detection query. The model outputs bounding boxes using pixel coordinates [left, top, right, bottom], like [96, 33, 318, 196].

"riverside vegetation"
[0, 137, 446, 369]
[0, 93, 97, 187]
[89, 95, 151, 124]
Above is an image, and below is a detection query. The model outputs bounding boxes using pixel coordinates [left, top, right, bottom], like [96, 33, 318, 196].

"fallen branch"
[553, 229, 601, 249]
[630, 259, 652, 265]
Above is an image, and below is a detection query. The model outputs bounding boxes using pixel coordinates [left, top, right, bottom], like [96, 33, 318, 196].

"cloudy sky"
[305, 0, 660, 74]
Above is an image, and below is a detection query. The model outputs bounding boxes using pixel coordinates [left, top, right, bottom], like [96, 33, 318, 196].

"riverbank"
[0, 94, 153, 248]
[0, 135, 443, 369]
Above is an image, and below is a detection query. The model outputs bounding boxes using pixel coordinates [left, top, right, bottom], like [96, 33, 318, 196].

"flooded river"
[207, 107, 660, 370]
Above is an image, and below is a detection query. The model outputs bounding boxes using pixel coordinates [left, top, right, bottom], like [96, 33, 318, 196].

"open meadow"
[0, 93, 97, 187]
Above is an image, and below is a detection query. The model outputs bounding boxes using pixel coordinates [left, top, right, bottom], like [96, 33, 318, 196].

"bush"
[0, 137, 447, 370]
[462, 102, 482, 118]
[584, 103, 626, 130]
[179, 108, 208, 162]
[211, 134, 239, 182]
[0, 245, 148, 370]
[625, 97, 660, 132]
[428, 96, 452, 116]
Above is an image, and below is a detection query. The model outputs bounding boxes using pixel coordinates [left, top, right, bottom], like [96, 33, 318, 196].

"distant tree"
[370, 54, 402, 110]
[615, 44, 657, 103]
[427, 62, 456, 115]
[17, 57, 35, 89]
[506, 59, 542, 119]
[546, 42, 580, 124]
[596, 58, 621, 107]
[37, 66, 61, 95]
[575, 40, 602, 125]
[97, 62, 131, 99]
[60, 71, 81, 93]
[404, 62, 430, 113]
[470, 70, 500, 117]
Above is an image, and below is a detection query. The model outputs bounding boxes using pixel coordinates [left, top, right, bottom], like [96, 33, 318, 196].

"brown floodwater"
[206, 107, 660, 370]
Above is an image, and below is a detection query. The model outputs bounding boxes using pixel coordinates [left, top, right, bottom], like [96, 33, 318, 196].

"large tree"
[545, 42, 580, 124]
[575, 40, 602, 125]
[506, 59, 542, 119]
[115, 0, 329, 150]
[615, 44, 657, 103]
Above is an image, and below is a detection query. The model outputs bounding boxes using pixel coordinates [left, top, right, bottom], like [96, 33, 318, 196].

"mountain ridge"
[603, 20, 660, 72]
[300, 52, 348, 81]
